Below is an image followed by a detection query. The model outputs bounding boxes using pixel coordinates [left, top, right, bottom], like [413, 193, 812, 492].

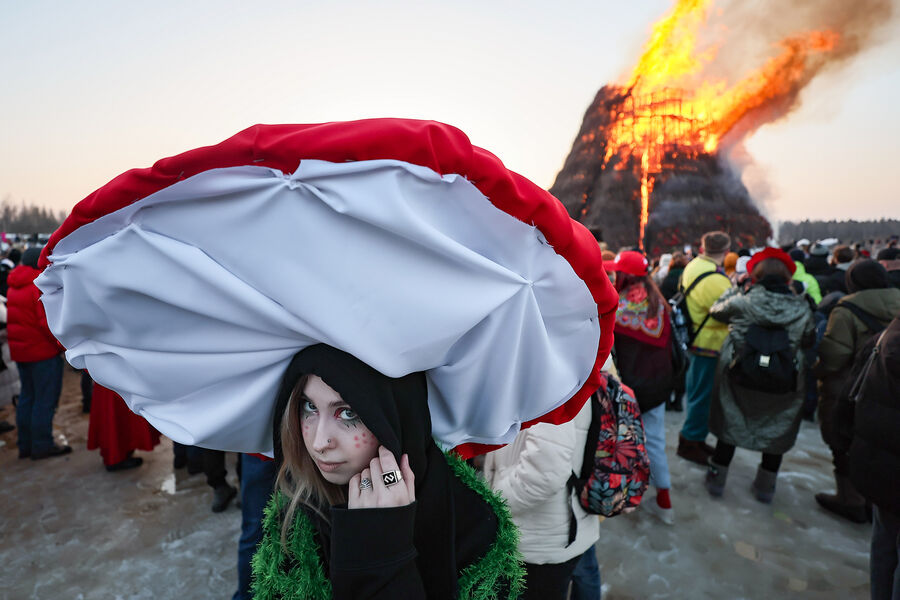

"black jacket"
[660, 267, 683, 301]
[614, 334, 673, 413]
[849, 317, 900, 515]
[821, 267, 849, 295]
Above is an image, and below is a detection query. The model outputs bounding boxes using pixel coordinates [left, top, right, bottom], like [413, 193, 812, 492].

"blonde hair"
[276, 375, 347, 547]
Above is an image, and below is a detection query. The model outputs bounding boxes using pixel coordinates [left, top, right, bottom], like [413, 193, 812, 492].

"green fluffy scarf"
[251, 452, 525, 600]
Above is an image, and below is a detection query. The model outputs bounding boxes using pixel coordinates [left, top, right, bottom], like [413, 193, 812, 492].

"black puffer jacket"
[849, 317, 900, 515]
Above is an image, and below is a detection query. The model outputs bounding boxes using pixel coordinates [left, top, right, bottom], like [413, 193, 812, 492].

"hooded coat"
[252, 345, 524, 600]
[708, 284, 815, 453]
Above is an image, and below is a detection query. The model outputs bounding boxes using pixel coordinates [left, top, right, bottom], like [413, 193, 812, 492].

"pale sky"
[2, 1, 899, 225]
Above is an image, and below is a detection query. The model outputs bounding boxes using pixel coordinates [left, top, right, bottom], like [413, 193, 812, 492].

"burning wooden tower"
[550, 85, 772, 255]
[548, 0, 866, 255]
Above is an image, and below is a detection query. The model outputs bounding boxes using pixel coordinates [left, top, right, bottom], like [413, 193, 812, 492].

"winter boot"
[705, 459, 729, 497]
[678, 434, 714, 466]
[31, 444, 72, 460]
[815, 473, 868, 524]
[106, 456, 143, 472]
[751, 466, 778, 504]
[211, 483, 237, 513]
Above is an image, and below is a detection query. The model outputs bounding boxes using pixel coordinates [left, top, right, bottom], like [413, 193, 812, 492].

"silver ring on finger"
[359, 477, 373, 491]
[381, 470, 403, 488]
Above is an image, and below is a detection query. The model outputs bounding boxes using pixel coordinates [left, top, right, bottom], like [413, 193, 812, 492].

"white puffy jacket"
[483, 401, 599, 564]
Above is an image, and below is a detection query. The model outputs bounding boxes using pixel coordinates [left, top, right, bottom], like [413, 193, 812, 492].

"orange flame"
[639, 150, 651, 250]
[604, 0, 842, 247]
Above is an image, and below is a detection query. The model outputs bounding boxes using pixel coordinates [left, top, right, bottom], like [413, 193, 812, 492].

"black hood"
[272, 344, 493, 600]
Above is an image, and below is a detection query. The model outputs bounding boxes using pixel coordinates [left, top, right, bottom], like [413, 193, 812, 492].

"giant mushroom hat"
[37, 119, 618, 457]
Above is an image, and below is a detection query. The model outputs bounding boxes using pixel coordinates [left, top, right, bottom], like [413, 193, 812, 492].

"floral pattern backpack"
[567, 373, 650, 520]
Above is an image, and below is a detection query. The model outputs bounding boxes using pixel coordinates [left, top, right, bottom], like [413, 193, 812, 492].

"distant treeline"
[0, 198, 66, 234]
[778, 219, 899, 245]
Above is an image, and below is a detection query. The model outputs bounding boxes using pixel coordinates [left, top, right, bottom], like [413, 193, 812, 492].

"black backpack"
[728, 323, 797, 394]
[830, 302, 889, 450]
[668, 270, 727, 352]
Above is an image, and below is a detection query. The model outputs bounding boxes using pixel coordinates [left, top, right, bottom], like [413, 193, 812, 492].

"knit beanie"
[21, 246, 42, 268]
[846, 259, 889, 293]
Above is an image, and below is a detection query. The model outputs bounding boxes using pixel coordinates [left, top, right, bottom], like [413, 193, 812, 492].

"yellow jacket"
[681, 255, 732, 355]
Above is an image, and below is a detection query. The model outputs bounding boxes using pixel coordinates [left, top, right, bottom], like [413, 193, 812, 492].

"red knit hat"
[747, 247, 796, 277]
[605, 251, 649, 276]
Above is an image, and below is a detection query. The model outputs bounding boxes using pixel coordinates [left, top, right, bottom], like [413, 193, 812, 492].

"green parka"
[792, 261, 822, 304]
[817, 288, 900, 374]
[815, 287, 900, 449]
[708, 284, 815, 453]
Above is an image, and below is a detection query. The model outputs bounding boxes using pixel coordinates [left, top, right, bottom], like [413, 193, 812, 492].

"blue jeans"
[232, 454, 277, 600]
[680, 353, 718, 442]
[15, 355, 63, 454]
[871, 505, 900, 600]
[642, 403, 671, 490]
[570, 545, 602, 600]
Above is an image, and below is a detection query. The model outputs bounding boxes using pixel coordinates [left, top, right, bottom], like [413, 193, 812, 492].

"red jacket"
[6, 265, 64, 362]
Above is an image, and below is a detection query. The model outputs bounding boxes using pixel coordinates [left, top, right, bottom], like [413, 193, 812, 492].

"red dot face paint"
[299, 375, 383, 486]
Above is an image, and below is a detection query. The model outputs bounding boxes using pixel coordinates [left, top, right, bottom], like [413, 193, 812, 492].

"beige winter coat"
[483, 401, 599, 565]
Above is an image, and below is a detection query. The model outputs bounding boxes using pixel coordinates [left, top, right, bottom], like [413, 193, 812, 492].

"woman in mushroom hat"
[36, 119, 618, 598]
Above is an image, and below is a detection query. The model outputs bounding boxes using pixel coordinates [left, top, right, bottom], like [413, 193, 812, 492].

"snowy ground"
[596, 410, 871, 599]
[0, 367, 872, 599]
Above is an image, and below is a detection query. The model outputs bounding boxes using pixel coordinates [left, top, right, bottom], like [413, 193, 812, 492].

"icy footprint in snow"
[734, 540, 761, 562]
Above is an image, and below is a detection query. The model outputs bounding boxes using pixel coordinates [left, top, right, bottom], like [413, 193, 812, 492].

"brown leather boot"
[815, 473, 869, 524]
[677, 434, 714, 466]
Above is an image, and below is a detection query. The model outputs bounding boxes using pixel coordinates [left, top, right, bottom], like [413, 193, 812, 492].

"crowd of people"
[2, 228, 898, 599]
[640, 231, 899, 599]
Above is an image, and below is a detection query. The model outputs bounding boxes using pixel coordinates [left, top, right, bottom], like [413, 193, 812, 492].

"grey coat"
[708, 285, 816, 454]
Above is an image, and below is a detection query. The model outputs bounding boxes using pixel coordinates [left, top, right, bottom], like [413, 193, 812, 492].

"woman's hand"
[348, 446, 416, 509]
